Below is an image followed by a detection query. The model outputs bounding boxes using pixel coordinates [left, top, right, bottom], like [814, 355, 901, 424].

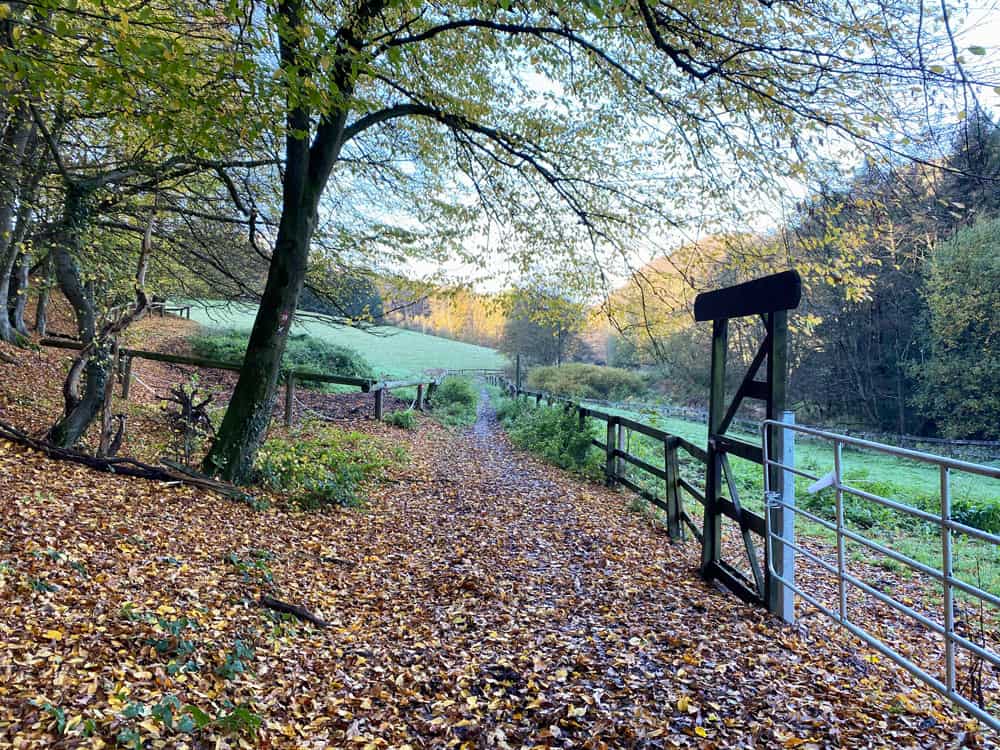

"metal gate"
[762, 419, 1000, 731]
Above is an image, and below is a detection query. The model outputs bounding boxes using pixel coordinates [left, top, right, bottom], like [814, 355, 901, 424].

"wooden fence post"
[416, 383, 424, 411]
[605, 418, 618, 487]
[616, 424, 626, 478]
[284, 374, 295, 428]
[374, 388, 384, 420]
[664, 439, 682, 540]
[121, 355, 133, 400]
[98, 342, 119, 457]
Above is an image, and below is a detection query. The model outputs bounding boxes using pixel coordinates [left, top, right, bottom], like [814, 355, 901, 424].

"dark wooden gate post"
[664, 438, 682, 540]
[694, 270, 801, 607]
[374, 388, 384, 420]
[701, 317, 728, 572]
[605, 418, 618, 486]
[416, 383, 425, 411]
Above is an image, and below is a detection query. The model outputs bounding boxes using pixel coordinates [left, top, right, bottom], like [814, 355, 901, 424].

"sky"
[388, 3, 1000, 297]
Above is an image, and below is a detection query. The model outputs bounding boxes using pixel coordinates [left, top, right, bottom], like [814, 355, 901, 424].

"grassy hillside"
[183, 301, 508, 379]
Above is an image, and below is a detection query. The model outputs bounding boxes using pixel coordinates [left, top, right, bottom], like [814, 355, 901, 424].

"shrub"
[190, 329, 374, 385]
[431, 377, 478, 426]
[526, 363, 647, 401]
[496, 394, 603, 479]
[384, 409, 417, 429]
[255, 423, 402, 509]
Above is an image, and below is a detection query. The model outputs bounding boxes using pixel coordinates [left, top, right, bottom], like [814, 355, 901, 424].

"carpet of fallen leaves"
[0, 312, 995, 749]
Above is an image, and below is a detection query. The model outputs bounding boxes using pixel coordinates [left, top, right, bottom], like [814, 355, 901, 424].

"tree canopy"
[2, 0, 997, 471]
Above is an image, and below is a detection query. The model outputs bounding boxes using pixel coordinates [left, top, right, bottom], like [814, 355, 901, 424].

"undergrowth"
[255, 422, 405, 509]
[384, 409, 418, 429]
[431, 377, 478, 427]
[494, 392, 603, 480]
[526, 363, 648, 401]
[190, 329, 374, 385]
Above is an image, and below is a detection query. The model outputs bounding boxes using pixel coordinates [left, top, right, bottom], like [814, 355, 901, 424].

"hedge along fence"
[488, 374, 708, 542]
[39, 338, 445, 427]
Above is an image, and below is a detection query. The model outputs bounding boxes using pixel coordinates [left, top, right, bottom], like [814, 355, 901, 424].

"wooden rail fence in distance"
[40, 338, 441, 426]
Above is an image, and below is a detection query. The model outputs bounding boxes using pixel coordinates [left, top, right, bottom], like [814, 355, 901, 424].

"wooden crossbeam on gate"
[693, 270, 801, 610]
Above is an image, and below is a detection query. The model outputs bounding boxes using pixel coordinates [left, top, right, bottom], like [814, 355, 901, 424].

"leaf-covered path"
[0, 376, 984, 747]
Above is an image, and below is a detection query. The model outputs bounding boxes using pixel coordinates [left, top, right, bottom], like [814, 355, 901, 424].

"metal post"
[768, 411, 796, 622]
[941, 465, 955, 695]
[605, 419, 618, 487]
[375, 388, 384, 420]
[834, 440, 847, 623]
[284, 374, 295, 428]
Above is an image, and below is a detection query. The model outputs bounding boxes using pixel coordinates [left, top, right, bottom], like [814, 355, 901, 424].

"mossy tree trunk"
[46, 182, 109, 448]
[202, 0, 355, 482]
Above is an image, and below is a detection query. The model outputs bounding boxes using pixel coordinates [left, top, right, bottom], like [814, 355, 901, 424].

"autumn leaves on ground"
[0, 315, 989, 749]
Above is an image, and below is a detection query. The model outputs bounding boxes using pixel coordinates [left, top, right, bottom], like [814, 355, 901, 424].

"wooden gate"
[694, 270, 801, 606]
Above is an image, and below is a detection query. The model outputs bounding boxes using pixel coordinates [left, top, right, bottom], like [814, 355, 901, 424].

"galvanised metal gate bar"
[762, 419, 1000, 731]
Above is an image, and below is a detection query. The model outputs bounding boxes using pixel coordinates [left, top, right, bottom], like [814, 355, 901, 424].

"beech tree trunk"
[201, 207, 314, 479]
[34, 254, 50, 335]
[203, 0, 353, 483]
[46, 183, 108, 448]
[8, 252, 29, 334]
[0, 106, 32, 344]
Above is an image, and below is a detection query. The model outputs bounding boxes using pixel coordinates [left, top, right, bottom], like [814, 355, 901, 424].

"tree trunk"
[8, 134, 43, 336]
[201, 180, 317, 480]
[203, 0, 366, 483]
[46, 183, 105, 448]
[9, 251, 29, 334]
[0, 106, 32, 344]
[34, 253, 50, 335]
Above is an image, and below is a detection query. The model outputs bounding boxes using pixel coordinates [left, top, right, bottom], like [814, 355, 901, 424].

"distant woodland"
[384, 114, 1000, 441]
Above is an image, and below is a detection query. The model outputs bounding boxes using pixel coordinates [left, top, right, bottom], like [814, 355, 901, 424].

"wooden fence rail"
[40, 338, 444, 426]
[487, 373, 707, 541]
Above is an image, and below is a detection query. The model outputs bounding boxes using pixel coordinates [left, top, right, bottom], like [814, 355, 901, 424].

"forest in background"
[371, 113, 1000, 442]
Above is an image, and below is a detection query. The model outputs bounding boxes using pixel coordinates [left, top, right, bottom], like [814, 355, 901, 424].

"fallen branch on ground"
[259, 595, 330, 627]
[0, 418, 252, 502]
[320, 554, 356, 567]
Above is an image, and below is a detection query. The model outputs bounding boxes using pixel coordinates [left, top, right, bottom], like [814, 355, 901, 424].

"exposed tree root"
[0, 418, 251, 502]
[258, 595, 330, 627]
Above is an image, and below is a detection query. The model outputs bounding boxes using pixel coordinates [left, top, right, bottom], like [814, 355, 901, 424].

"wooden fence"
[487, 374, 707, 542]
[40, 338, 443, 426]
[149, 302, 192, 319]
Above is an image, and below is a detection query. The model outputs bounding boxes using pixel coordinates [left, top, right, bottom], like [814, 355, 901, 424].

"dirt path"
[0, 383, 985, 748]
[317, 391, 976, 748]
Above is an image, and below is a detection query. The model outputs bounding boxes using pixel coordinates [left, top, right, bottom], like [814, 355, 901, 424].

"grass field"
[182, 300, 508, 379]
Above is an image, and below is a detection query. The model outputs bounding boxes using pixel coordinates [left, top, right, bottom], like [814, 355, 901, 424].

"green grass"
[182, 300, 508, 379]
[430, 377, 479, 427]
